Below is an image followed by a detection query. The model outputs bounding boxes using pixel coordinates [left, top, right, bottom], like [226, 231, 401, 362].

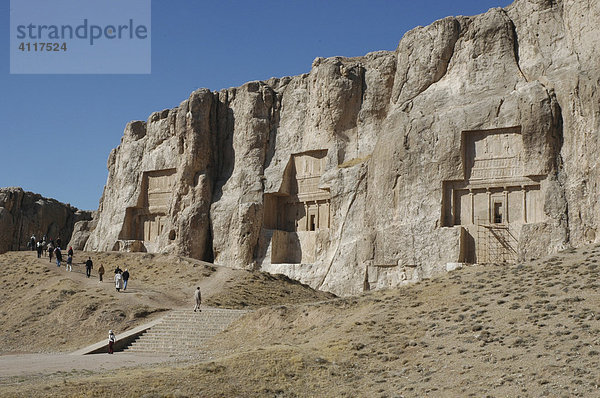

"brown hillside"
[0, 250, 334, 354]
[2, 244, 600, 396]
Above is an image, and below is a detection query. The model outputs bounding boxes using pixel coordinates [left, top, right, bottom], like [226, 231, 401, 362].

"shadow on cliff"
[211, 104, 235, 203]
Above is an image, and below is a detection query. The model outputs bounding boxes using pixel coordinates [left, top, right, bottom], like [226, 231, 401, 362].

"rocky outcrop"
[0, 187, 92, 253]
[67, 213, 97, 251]
[85, 0, 599, 296]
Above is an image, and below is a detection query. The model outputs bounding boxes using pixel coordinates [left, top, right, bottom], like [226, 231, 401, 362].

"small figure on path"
[114, 265, 122, 275]
[48, 243, 54, 263]
[30, 235, 36, 251]
[66, 246, 74, 271]
[115, 271, 123, 292]
[194, 286, 202, 312]
[36, 241, 43, 258]
[85, 257, 93, 278]
[66, 253, 72, 272]
[122, 269, 130, 290]
[108, 330, 115, 354]
[98, 264, 105, 282]
[55, 247, 62, 267]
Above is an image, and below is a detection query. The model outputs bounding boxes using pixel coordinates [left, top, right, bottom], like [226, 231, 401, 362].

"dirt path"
[0, 352, 174, 379]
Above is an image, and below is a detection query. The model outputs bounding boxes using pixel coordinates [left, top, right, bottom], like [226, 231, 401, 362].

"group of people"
[113, 266, 130, 292]
[30, 234, 205, 355]
[84, 258, 130, 291]
[44, 242, 73, 270]
[34, 243, 133, 292]
[29, 234, 65, 262]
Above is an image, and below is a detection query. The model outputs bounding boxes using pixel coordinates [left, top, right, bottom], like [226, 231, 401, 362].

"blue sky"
[0, 0, 513, 210]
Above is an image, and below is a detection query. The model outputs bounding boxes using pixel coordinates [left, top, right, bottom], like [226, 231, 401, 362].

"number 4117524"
[18, 42, 67, 52]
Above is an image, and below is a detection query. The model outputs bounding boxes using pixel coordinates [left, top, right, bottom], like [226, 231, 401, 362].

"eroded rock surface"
[85, 0, 600, 296]
[0, 187, 91, 253]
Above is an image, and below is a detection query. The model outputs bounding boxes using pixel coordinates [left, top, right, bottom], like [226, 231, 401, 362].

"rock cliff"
[84, 0, 600, 296]
[0, 187, 92, 253]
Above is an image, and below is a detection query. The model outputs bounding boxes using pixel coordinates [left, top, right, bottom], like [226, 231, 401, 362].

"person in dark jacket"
[85, 257, 93, 278]
[194, 287, 202, 312]
[48, 243, 54, 263]
[98, 264, 105, 282]
[55, 247, 62, 267]
[122, 269, 130, 290]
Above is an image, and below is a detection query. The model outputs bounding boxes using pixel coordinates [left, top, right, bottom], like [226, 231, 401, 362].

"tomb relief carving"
[464, 129, 524, 181]
[119, 169, 176, 247]
[264, 150, 330, 264]
[439, 127, 546, 263]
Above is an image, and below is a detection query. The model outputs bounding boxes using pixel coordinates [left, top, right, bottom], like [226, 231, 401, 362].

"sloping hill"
[0, 250, 334, 353]
[3, 244, 600, 396]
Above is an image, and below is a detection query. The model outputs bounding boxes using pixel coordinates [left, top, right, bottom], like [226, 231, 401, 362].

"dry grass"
[3, 244, 600, 397]
[0, 250, 333, 353]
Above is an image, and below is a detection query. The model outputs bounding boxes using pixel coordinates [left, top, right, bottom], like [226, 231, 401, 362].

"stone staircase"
[124, 308, 250, 356]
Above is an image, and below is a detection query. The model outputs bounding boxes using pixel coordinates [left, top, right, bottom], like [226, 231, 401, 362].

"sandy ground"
[3, 245, 600, 396]
[0, 250, 334, 354]
[0, 352, 170, 378]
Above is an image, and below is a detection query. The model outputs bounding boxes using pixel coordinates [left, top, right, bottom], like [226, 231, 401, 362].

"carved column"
[503, 189, 509, 224]
[304, 202, 309, 231]
[316, 201, 320, 230]
[469, 189, 474, 225]
[450, 189, 456, 225]
[522, 185, 527, 223]
[487, 189, 492, 224]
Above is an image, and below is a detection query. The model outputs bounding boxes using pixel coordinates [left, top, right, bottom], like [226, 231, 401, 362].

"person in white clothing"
[108, 330, 115, 354]
[115, 272, 123, 292]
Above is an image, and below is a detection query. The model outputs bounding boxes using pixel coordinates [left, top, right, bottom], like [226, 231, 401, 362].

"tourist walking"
[122, 269, 130, 290]
[66, 247, 74, 271]
[115, 271, 123, 292]
[36, 241, 43, 258]
[108, 330, 115, 354]
[194, 286, 202, 312]
[85, 257, 93, 278]
[48, 243, 54, 263]
[55, 247, 62, 267]
[114, 265, 122, 275]
[98, 264, 105, 282]
[30, 235, 36, 251]
[66, 253, 72, 271]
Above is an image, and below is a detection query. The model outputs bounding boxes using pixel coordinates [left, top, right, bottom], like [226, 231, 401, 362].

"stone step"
[124, 307, 249, 355]
[148, 325, 233, 330]
[128, 342, 211, 349]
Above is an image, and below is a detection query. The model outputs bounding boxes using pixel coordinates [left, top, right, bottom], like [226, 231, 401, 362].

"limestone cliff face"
[0, 187, 91, 253]
[84, 0, 599, 295]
